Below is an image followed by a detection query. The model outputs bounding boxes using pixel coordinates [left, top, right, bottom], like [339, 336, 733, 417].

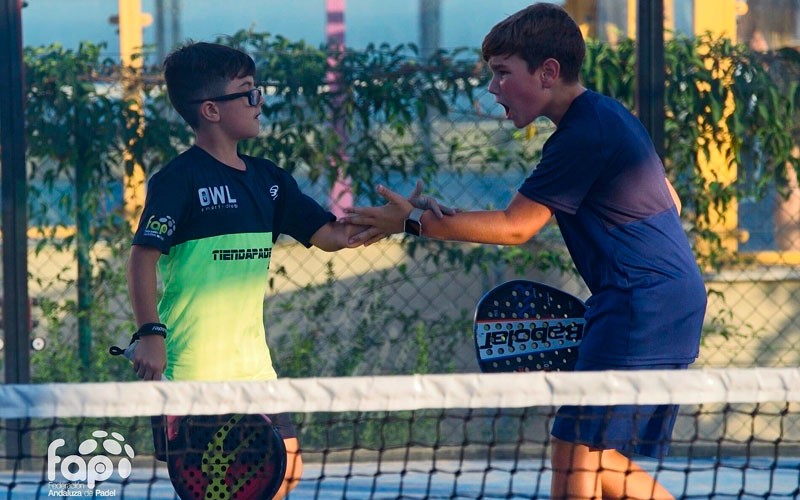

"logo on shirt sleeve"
[269, 185, 279, 200]
[142, 215, 176, 241]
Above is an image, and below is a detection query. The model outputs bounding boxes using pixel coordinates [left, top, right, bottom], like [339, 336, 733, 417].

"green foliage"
[224, 31, 489, 203]
[583, 38, 636, 102]
[584, 34, 800, 270]
[581, 35, 800, 343]
[20, 32, 800, 385]
[268, 263, 471, 378]
[24, 43, 138, 380]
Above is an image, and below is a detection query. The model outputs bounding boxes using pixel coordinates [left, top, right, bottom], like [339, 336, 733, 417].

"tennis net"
[1, 367, 799, 499]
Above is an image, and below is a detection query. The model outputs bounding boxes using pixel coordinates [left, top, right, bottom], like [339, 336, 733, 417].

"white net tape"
[2, 367, 798, 419]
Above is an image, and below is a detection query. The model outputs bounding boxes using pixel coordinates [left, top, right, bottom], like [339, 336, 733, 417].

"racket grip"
[109, 340, 168, 381]
[122, 340, 138, 362]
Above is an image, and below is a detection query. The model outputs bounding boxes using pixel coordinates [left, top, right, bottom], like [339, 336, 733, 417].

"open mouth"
[499, 103, 510, 118]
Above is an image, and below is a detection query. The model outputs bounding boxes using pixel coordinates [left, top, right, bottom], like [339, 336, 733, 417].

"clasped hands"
[343, 180, 456, 247]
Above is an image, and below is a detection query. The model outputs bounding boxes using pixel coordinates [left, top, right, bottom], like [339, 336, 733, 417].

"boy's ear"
[540, 58, 560, 87]
[197, 101, 222, 123]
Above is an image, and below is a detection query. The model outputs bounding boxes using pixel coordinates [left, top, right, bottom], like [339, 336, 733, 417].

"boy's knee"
[550, 437, 602, 469]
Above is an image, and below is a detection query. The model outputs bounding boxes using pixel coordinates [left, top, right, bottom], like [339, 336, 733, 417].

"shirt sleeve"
[131, 167, 190, 254]
[273, 169, 336, 247]
[518, 121, 606, 215]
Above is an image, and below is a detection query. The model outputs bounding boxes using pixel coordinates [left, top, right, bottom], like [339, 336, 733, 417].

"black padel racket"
[167, 413, 286, 500]
[110, 339, 287, 499]
[474, 279, 586, 372]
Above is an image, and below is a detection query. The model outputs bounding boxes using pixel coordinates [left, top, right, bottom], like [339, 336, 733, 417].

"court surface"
[3, 456, 798, 498]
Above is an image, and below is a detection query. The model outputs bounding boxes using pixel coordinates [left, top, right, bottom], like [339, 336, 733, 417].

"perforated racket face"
[167, 413, 286, 500]
[474, 280, 586, 373]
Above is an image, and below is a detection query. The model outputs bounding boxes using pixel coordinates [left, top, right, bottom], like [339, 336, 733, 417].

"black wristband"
[133, 322, 167, 341]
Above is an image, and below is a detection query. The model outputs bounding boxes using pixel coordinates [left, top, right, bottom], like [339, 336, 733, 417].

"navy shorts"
[267, 412, 298, 440]
[550, 361, 688, 458]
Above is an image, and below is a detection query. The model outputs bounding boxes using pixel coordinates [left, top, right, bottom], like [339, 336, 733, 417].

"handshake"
[342, 180, 457, 247]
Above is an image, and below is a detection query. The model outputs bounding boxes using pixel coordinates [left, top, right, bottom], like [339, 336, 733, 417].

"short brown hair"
[163, 42, 256, 128]
[481, 3, 585, 83]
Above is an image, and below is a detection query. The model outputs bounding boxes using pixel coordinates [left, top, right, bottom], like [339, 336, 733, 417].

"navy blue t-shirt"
[519, 90, 706, 367]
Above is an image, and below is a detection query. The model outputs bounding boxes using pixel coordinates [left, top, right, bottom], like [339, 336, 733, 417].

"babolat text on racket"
[474, 279, 586, 372]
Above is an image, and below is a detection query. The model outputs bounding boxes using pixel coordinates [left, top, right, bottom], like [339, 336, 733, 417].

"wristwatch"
[404, 208, 425, 236]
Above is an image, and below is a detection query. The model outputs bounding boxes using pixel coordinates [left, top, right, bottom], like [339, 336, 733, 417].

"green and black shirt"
[132, 146, 335, 381]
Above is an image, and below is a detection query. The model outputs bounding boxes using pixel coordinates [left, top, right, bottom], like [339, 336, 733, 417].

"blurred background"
[3, 0, 800, 384]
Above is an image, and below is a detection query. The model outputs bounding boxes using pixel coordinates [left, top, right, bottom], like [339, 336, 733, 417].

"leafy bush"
[21, 33, 800, 383]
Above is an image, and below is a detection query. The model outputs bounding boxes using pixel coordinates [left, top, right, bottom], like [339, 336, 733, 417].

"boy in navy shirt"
[346, 4, 706, 498]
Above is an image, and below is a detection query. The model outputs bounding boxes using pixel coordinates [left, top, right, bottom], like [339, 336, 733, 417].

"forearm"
[126, 245, 167, 380]
[419, 210, 536, 245]
[310, 221, 361, 251]
[419, 193, 553, 245]
[127, 247, 161, 326]
[344, 186, 553, 247]
[310, 221, 342, 251]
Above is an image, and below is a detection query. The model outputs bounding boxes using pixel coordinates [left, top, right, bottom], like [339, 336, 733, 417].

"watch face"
[404, 208, 424, 236]
[404, 219, 422, 236]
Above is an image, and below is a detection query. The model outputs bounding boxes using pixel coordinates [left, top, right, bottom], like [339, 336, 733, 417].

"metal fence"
[3, 42, 800, 384]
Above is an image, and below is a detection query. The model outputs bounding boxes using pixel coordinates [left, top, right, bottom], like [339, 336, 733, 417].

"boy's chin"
[505, 110, 533, 128]
[510, 117, 533, 129]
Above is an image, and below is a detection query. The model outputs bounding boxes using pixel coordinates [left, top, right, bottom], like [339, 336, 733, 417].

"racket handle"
[109, 340, 168, 381]
[122, 340, 138, 362]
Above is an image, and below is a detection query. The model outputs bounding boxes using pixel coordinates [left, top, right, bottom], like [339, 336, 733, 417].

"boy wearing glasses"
[126, 42, 360, 498]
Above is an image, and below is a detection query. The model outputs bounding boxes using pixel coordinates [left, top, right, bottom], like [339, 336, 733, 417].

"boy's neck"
[548, 83, 587, 126]
[195, 134, 247, 171]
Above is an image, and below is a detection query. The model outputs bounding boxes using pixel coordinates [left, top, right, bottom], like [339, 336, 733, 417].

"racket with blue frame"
[474, 279, 587, 372]
[110, 339, 287, 499]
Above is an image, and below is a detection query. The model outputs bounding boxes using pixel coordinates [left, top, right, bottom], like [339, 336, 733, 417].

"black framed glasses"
[190, 86, 263, 107]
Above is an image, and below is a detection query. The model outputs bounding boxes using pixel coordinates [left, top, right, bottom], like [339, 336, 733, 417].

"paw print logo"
[145, 215, 176, 238]
[158, 216, 176, 236]
[75, 430, 135, 486]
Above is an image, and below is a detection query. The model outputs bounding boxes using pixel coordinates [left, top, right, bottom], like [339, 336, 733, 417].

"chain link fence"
[3, 36, 800, 384]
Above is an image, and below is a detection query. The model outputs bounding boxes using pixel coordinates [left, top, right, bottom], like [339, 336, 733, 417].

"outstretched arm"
[345, 180, 457, 245]
[310, 220, 367, 251]
[345, 184, 553, 246]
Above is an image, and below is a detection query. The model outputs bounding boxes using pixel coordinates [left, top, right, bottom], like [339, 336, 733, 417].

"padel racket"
[166, 412, 286, 500]
[110, 339, 287, 499]
[474, 279, 586, 372]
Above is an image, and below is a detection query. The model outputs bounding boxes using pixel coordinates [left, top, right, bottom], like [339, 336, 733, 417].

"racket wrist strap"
[134, 322, 167, 340]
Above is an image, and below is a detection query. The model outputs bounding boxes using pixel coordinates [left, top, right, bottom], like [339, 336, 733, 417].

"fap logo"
[142, 215, 176, 241]
[47, 430, 135, 490]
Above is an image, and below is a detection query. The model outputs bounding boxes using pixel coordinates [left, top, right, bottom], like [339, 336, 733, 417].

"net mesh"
[1, 368, 799, 499]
